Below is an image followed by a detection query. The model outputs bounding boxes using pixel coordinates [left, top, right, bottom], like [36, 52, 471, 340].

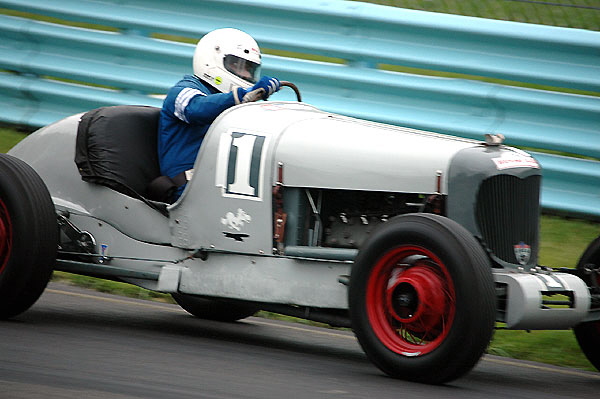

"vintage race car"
[1, 84, 599, 384]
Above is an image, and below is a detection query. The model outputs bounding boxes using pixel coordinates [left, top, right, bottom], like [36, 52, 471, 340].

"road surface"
[1, 282, 598, 398]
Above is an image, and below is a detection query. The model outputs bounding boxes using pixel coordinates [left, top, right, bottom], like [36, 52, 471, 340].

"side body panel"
[8, 114, 171, 244]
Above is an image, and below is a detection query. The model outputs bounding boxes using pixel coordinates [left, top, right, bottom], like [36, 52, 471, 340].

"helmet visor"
[223, 54, 260, 84]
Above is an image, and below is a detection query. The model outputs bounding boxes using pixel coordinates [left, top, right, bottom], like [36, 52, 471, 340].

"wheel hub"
[387, 264, 448, 333]
[366, 246, 456, 355]
[392, 284, 418, 319]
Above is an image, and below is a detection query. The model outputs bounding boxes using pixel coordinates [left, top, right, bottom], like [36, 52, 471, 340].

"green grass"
[489, 329, 594, 370]
[51, 271, 175, 303]
[539, 215, 600, 267]
[5, 1, 598, 31]
[0, 126, 28, 151]
[358, 0, 600, 31]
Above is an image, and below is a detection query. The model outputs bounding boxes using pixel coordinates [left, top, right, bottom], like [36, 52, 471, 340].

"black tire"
[573, 236, 600, 371]
[0, 154, 57, 319]
[172, 293, 259, 322]
[348, 213, 496, 384]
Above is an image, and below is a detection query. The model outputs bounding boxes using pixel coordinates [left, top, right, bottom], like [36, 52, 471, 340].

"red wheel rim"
[0, 198, 12, 275]
[366, 245, 456, 356]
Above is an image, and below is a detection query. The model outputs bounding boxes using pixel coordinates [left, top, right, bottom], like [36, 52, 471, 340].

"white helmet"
[193, 28, 261, 93]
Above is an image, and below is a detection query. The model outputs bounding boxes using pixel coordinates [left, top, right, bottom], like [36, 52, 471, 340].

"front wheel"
[573, 236, 600, 371]
[0, 154, 57, 319]
[348, 214, 496, 384]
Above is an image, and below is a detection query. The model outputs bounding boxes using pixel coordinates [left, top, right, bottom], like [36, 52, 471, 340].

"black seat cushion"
[75, 105, 161, 198]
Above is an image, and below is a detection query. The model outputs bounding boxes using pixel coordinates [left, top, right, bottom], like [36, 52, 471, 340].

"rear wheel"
[349, 214, 496, 384]
[172, 293, 259, 322]
[0, 154, 57, 319]
[573, 236, 600, 370]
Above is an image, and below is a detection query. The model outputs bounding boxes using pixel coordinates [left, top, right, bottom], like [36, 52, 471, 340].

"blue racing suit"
[158, 75, 238, 198]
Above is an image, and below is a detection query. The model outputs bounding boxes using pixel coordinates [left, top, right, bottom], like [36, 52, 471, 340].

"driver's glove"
[234, 76, 281, 104]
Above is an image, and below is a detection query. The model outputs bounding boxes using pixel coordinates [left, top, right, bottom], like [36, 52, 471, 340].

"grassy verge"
[51, 271, 175, 303]
[0, 126, 29, 151]
[362, 0, 600, 31]
[2, 125, 599, 372]
[490, 329, 593, 370]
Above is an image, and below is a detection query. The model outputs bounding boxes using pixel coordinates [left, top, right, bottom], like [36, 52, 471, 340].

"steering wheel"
[280, 81, 302, 102]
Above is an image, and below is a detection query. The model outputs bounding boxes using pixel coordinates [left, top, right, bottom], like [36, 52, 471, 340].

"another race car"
[1, 84, 598, 384]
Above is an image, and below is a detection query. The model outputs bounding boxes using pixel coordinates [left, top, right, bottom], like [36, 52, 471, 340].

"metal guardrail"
[0, 0, 598, 219]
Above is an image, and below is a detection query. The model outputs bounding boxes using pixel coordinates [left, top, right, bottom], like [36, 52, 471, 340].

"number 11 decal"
[221, 132, 266, 198]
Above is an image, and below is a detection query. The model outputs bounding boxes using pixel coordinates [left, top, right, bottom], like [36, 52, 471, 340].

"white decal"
[536, 274, 563, 289]
[492, 152, 539, 170]
[221, 208, 252, 231]
[215, 131, 268, 200]
[228, 134, 259, 196]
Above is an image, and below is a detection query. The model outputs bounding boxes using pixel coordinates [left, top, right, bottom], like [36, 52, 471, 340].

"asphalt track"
[1, 282, 598, 399]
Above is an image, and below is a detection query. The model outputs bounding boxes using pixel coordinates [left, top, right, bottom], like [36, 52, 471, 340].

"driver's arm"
[171, 88, 238, 126]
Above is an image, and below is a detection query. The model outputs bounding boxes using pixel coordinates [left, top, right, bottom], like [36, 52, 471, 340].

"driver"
[156, 28, 281, 202]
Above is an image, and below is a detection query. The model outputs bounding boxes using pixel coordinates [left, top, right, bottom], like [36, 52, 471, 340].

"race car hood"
[273, 110, 480, 194]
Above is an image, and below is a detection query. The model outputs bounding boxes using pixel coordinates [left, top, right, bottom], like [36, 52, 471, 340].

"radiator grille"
[475, 175, 541, 266]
